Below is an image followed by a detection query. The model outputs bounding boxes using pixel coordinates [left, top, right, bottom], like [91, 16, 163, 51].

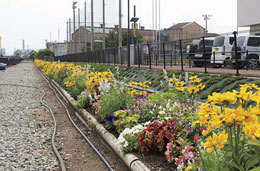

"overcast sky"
[0, 0, 238, 55]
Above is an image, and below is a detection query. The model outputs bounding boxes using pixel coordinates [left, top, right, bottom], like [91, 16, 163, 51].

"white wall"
[238, 0, 260, 27]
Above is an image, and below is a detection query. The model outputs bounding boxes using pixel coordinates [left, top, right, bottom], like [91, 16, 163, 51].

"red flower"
[88, 117, 92, 121]
[194, 134, 200, 142]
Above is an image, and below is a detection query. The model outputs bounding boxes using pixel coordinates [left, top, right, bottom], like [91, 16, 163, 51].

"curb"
[39, 69, 151, 171]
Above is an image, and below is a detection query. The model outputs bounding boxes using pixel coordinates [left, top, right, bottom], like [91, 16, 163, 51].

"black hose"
[41, 74, 115, 171]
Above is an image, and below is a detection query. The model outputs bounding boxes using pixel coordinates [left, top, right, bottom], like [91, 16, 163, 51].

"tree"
[28, 51, 37, 60]
[105, 30, 143, 48]
[36, 49, 54, 61]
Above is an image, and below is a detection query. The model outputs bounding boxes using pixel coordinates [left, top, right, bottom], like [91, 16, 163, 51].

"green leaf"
[245, 155, 259, 171]
[249, 166, 260, 171]
[248, 140, 260, 147]
[228, 161, 243, 171]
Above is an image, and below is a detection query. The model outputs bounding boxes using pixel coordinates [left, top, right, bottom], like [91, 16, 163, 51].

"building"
[14, 49, 35, 59]
[167, 22, 206, 42]
[46, 42, 68, 56]
[69, 25, 156, 54]
[1, 48, 6, 56]
[238, 0, 260, 35]
[69, 26, 112, 54]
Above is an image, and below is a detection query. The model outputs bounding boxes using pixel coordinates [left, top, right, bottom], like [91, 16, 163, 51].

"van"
[210, 36, 234, 67]
[231, 35, 260, 69]
[193, 37, 214, 66]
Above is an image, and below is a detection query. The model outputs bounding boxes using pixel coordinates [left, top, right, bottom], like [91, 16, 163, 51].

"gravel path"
[0, 62, 58, 170]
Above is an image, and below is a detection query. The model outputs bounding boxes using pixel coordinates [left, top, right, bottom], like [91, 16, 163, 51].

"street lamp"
[73, 1, 78, 54]
[202, 14, 212, 34]
[127, 0, 130, 67]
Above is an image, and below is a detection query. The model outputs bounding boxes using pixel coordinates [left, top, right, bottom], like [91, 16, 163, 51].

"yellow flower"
[197, 84, 205, 91]
[169, 78, 178, 83]
[243, 123, 260, 140]
[223, 108, 236, 126]
[139, 91, 147, 96]
[198, 103, 214, 117]
[240, 83, 258, 90]
[187, 85, 199, 94]
[175, 81, 185, 87]
[189, 78, 201, 84]
[176, 87, 185, 92]
[204, 131, 228, 152]
[185, 166, 192, 171]
[202, 126, 212, 136]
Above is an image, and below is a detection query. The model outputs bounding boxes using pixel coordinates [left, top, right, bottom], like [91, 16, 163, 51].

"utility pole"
[127, 0, 130, 67]
[78, 8, 81, 53]
[84, 1, 87, 52]
[66, 21, 69, 54]
[102, 0, 106, 50]
[73, 1, 78, 54]
[158, 0, 161, 62]
[202, 14, 212, 35]
[119, 0, 122, 62]
[58, 29, 60, 42]
[91, 0, 94, 51]
[152, 0, 155, 61]
[69, 18, 72, 54]
[155, 0, 158, 64]
[66, 22, 69, 43]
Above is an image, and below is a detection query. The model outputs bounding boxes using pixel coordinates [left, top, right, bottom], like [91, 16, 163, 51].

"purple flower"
[105, 114, 118, 122]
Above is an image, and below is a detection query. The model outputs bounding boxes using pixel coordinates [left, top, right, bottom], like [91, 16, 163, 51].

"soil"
[39, 71, 129, 171]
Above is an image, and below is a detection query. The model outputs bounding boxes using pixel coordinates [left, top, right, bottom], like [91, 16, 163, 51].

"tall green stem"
[198, 148, 207, 171]
[214, 147, 221, 171]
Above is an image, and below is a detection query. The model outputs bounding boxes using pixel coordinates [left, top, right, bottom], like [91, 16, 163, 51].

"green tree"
[36, 49, 54, 61]
[106, 30, 143, 48]
[28, 51, 37, 60]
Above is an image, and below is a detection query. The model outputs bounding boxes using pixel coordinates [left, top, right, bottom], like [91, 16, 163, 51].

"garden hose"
[40, 71, 115, 171]
[0, 83, 66, 171]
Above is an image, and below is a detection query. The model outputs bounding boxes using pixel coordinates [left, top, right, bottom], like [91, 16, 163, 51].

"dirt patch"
[39, 75, 129, 171]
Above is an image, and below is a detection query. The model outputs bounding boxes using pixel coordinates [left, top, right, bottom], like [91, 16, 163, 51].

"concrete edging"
[39, 69, 150, 171]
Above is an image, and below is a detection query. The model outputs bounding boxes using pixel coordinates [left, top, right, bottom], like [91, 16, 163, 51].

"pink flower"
[194, 134, 200, 142]
[178, 137, 184, 143]
[185, 130, 191, 134]
[88, 117, 92, 120]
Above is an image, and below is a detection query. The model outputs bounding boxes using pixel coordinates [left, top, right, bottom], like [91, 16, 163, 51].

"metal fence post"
[114, 48, 116, 65]
[246, 50, 249, 71]
[138, 44, 140, 68]
[108, 49, 110, 66]
[120, 47, 123, 66]
[171, 43, 173, 67]
[174, 42, 177, 66]
[213, 51, 216, 69]
[233, 31, 239, 75]
[163, 42, 166, 69]
[148, 43, 152, 70]
[179, 39, 184, 72]
[202, 37, 207, 73]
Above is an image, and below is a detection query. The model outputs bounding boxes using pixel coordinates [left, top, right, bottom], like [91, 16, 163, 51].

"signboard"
[238, 0, 260, 27]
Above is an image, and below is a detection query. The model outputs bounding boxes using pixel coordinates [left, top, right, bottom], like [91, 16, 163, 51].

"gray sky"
[0, 0, 238, 55]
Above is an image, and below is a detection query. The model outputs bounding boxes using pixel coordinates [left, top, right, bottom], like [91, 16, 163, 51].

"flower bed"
[35, 60, 260, 171]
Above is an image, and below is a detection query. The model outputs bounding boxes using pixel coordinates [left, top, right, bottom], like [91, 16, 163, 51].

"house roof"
[168, 22, 193, 30]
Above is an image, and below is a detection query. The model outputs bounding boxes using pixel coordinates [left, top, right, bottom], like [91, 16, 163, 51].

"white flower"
[159, 110, 166, 115]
